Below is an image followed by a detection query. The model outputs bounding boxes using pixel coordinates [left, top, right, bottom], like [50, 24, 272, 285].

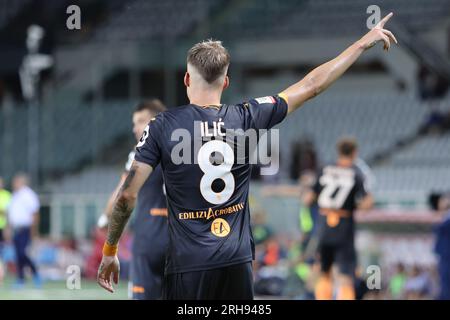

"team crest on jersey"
[211, 218, 230, 237]
[255, 96, 276, 104]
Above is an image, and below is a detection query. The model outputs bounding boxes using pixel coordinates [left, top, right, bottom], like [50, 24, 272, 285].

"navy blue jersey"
[435, 212, 450, 258]
[135, 95, 287, 274]
[313, 164, 368, 245]
[126, 151, 169, 257]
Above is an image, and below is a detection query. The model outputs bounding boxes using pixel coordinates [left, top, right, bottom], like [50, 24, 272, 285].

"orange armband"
[102, 243, 118, 256]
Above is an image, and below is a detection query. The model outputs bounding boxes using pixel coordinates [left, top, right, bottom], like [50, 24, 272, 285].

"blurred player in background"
[8, 173, 41, 288]
[97, 13, 396, 299]
[303, 138, 374, 300]
[99, 100, 168, 299]
[0, 177, 11, 284]
[432, 193, 450, 300]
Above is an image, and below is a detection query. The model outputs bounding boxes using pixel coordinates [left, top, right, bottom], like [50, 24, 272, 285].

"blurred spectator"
[289, 139, 318, 181]
[0, 177, 12, 284]
[417, 66, 450, 135]
[354, 267, 370, 300]
[255, 237, 285, 270]
[254, 236, 288, 297]
[403, 265, 434, 299]
[417, 65, 449, 101]
[0, 177, 11, 241]
[433, 193, 450, 300]
[30, 237, 84, 281]
[297, 171, 319, 258]
[419, 107, 450, 135]
[7, 173, 41, 288]
[262, 239, 283, 267]
[283, 239, 317, 299]
[254, 270, 285, 296]
[251, 211, 273, 246]
[388, 263, 407, 299]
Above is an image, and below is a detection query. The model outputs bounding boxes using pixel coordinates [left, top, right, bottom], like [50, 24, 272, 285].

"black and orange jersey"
[135, 95, 287, 274]
[313, 164, 368, 244]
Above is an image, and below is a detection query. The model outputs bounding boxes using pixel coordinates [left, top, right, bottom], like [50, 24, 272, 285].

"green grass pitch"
[0, 276, 129, 300]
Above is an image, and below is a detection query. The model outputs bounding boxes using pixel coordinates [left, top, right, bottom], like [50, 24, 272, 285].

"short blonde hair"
[187, 39, 230, 84]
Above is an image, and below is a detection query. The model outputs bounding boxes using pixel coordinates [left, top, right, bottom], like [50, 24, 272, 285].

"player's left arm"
[302, 169, 322, 207]
[356, 173, 374, 211]
[97, 160, 153, 293]
[280, 12, 397, 114]
[358, 193, 374, 211]
[302, 189, 317, 207]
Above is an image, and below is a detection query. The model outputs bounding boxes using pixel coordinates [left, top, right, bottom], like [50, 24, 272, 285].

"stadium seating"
[0, 101, 135, 181]
[280, 92, 450, 204]
[48, 167, 121, 194]
[279, 93, 429, 163]
[0, 0, 30, 28]
[46, 101, 134, 172]
[390, 135, 450, 166]
[92, 0, 227, 42]
[211, 0, 450, 40]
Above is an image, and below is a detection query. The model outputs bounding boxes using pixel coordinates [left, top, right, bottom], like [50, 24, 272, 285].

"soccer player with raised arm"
[97, 13, 397, 299]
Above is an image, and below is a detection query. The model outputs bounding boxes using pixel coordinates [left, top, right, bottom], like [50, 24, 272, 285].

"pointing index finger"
[377, 12, 393, 28]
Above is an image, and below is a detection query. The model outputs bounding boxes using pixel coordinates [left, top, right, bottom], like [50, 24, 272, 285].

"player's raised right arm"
[280, 12, 397, 114]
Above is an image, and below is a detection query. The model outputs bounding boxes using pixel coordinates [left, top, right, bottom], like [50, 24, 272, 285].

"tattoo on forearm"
[368, 41, 376, 49]
[122, 167, 136, 190]
[98, 262, 105, 276]
[106, 168, 137, 246]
